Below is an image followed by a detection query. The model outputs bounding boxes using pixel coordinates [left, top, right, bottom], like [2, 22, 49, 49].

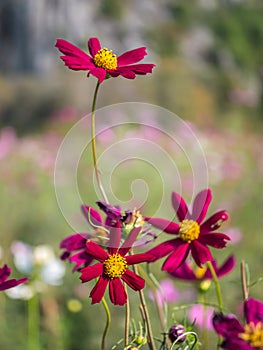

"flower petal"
[212, 255, 236, 279]
[221, 339, 252, 350]
[109, 278, 127, 305]
[81, 205, 103, 226]
[125, 253, 154, 265]
[90, 275, 108, 304]
[145, 217, 179, 234]
[88, 68, 106, 83]
[69, 251, 93, 271]
[191, 240, 212, 266]
[244, 298, 263, 324]
[121, 269, 145, 291]
[107, 221, 121, 255]
[0, 278, 28, 291]
[60, 233, 87, 252]
[201, 210, 228, 232]
[146, 239, 181, 262]
[168, 261, 196, 281]
[88, 37, 101, 57]
[191, 189, 212, 223]
[162, 241, 190, 272]
[213, 313, 244, 338]
[80, 263, 103, 282]
[199, 233, 230, 249]
[172, 192, 189, 221]
[86, 240, 108, 261]
[119, 227, 141, 256]
[0, 264, 11, 283]
[117, 47, 147, 66]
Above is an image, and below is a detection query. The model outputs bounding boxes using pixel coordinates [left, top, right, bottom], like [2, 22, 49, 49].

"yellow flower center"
[239, 322, 263, 348]
[195, 266, 206, 279]
[104, 253, 127, 279]
[179, 219, 200, 243]
[93, 48, 117, 70]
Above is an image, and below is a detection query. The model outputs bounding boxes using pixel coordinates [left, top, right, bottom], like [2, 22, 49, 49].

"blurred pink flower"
[0, 127, 17, 159]
[148, 279, 180, 305]
[225, 227, 242, 245]
[188, 304, 214, 330]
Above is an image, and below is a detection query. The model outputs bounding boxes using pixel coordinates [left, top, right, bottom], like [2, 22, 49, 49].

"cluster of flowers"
[54, 37, 263, 350]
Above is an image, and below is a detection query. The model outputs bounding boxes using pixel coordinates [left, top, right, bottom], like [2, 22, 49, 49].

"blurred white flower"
[6, 284, 34, 300]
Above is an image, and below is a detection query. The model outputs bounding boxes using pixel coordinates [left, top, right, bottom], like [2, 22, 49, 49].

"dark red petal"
[172, 192, 189, 221]
[107, 221, 121, 255]
[201, 210, 228, 232]
[119, 227, 141, 256]
[60, 233, 87, 252]
[162, 241, 190, 272]
[221, 339, 252, 350]
[0, 264, 11, 283]
[89, 68, 106, 83]
[122, 269, 145, 291]
[144, 217, 179, 234]
[244, 298, 263, 324]
[213, 313, 244, 338]
[69, 251, 93, 271]
[126, 253, 154, 265]
[191, 240, 212, 267]
[114, 64, 155, 75]
[86, 240, 108, 261]
[90, 275, 108, 304]
[117, 47, 147, 66]
[88, 37, 101, 57]
[81, 205, 103, 226]
[191, 189, 212, 224]
[0, 278, 28, 291]
[168, 261, 196, 281]
[146, 239, 181, 261]
[109, 278, 127, 305]
[214, 255, 236, 278]
[80, 263, 103, 282]
[199, 233, 230, 249]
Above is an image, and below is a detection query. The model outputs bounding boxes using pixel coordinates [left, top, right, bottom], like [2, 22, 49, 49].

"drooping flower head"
[0, 264, 28, 291]
[145, 189, 230, 271]
[213, 297, 263, 349]
[55, 37, 155, 83]
[80, 222, 154, 305]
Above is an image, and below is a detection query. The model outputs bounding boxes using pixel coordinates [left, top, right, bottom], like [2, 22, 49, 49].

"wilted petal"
[80, 263, 103, 282]
[90, 275, 108, 304]
[109, 278, 127, 305]
[88, 37, 101, 57]
[191, 189, 212, 224]
[60, 234, 87, 252]
[191, 240, 212, 266]
[117, 47, 147, 66]
[122, 269, 145, 291]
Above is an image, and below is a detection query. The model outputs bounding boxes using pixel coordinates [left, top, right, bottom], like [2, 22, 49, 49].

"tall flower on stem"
[80, 222, 153, 306]
[213, 297, 263, 349]
[145, 189, 230, 271]
[55, 37, 155, 83]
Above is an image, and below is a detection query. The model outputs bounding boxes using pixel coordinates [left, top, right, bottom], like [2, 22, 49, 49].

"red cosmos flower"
[213, 298, 263, 349]
[145, 189, 230, 271]
[0, 264, 28, 291]
[80, 222, 153, 305]
[55, 37, 155, 83]
[169, 255, 235, 281]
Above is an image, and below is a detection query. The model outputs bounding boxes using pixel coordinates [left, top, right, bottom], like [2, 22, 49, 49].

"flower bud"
[168, 324, 186, 343]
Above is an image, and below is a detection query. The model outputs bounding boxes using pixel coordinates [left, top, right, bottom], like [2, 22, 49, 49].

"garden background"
[0, 1, 263, 349]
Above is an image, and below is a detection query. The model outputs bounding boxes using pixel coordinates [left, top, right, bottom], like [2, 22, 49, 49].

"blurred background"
[0, 0, 263, 349]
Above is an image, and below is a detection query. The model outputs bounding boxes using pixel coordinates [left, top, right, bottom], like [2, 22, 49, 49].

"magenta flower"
[80, 222, 153, 305]
[145, 189, 230, 271]
[0, 264, 28, 291]
[213, 298, 263, 349]
[168, 255, 235, 281]
[55, 37, 155, 83]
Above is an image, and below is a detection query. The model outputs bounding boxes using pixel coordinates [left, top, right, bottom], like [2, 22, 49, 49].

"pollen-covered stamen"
[179, 219, 200, 243]
[93, 48, 117, 70]
[104, 253, 127, 279]
[239, 322, 263, 348]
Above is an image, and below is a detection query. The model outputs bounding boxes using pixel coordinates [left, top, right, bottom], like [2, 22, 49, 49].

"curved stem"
[206, 261, 223, 313]
[91, 80, 108, 203]
[101, 296, 111, 350]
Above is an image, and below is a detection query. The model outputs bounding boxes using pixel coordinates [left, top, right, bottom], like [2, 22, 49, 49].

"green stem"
[124, 285, 130, 347]
[28, 294, 40, 350]
[101, 296, 111, 350]
[206, 261, 223, 313]
[91, 80, 108, 203]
